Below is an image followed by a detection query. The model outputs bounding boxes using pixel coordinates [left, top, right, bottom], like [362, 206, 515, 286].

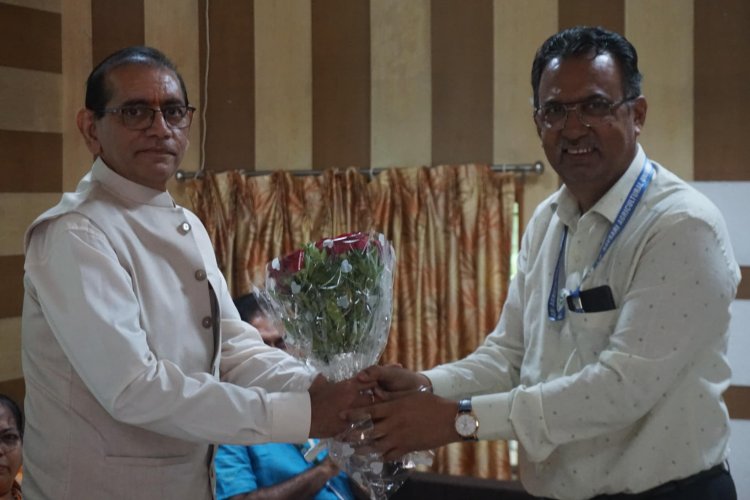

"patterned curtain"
[186, 164, 518, 480]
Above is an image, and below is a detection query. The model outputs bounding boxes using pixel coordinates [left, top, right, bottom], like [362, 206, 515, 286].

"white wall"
[692, 181, 750, 498]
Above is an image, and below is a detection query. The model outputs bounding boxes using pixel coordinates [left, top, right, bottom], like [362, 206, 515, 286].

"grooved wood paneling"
[0, 130, 62, 192]
[431, 0, 493, 166]
[91, 0, 144, 67]
[370, 0, 431, 168]
[694, 0, 750, 181]
[0, 66, 62, 133]
[558, 0, 624, 33]
[0, 317, 22, 381]
[738, 267, 750, 301]
[0, 3, 61, 73]
[0, 256, 24, 319]
[725, 385, 750, 420]
[254, 0, 312, 171]
[312, 0, 371, 169]
[199, 0, 254, 171]
[0, 193, 60, 257]
[0, 378, 24, 411]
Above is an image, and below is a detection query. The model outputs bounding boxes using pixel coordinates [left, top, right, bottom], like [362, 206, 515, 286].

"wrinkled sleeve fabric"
[25, 213, 312, 445]
[422, 212, 738, 462]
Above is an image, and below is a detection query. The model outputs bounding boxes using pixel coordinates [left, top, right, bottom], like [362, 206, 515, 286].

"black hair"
[0, 394, 23, 439]
[85, 46, 189, 118]
[234, 293, 263, 324]
[531, 26, 642, 108]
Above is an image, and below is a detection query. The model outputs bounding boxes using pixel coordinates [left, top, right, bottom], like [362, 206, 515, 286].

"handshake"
[308, 364, 465, 461]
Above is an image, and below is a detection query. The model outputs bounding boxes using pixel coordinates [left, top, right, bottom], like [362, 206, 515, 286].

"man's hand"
[308, 374, 375, 438]
[356, 364, 432, 400]
[342, 391, 460, 461]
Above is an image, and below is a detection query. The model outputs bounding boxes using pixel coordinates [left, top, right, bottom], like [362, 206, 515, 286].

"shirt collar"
[551, 144, 647, 227]
[92, 157, 176, 208]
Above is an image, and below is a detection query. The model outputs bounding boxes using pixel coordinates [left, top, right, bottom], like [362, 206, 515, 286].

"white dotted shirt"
[424, 145, 741, 499]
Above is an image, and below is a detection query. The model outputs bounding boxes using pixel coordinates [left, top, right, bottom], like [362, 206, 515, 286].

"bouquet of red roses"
[265, 231, 394, 382]
[263, 232, 432, 499]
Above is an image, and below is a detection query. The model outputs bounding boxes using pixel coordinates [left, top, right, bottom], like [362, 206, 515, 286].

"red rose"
[315, 232, 371, 255]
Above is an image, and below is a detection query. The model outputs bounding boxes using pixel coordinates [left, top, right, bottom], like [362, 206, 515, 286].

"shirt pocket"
[566, 308, 619, 368]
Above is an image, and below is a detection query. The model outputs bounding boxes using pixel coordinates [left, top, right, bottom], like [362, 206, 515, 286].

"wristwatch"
[454, 398, 479, 441]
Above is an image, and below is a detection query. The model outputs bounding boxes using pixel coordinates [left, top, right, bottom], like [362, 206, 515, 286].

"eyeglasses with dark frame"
[100, 104, 196, 131]
[535, 96, 637, 131]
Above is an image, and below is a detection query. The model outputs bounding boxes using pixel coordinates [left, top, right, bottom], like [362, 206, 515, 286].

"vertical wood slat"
[312, 0, 371, 169]
[694, 0, 750, 181]
[431, 0, 494, 166]
[91, 0, 144, 66]
[199, 0, 255, 171]
[557, 0, 624, 34]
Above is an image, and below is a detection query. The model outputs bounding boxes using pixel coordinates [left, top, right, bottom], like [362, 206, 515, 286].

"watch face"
[455, 413, 478, 437]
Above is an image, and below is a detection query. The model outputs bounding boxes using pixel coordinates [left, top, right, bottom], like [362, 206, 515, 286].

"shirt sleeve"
[425, 214, 739, 462]
[215, 445, 258, 500]
[24, 213, 312, 445]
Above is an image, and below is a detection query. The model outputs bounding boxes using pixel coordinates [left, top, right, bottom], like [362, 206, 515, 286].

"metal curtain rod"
[175, 161, 544, 181]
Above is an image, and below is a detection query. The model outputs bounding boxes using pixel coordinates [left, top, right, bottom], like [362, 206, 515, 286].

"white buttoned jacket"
[22, 158, 315, 500]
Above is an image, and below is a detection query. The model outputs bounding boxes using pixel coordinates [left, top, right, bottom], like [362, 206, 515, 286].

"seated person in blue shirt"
[215, 294, 356, 500]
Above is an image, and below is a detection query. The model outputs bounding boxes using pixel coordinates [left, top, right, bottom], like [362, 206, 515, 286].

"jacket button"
[202, 316, 212, 328]
[195, 269, 207, 281]
[178, 222, 191, 234]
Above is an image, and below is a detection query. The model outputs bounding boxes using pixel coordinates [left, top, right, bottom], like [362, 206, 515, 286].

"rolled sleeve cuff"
[473, 391, 515, 441]
[267, 391, 311, 444]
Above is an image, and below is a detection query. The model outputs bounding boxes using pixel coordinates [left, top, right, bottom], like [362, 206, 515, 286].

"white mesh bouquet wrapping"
[262, 231, 432, 499]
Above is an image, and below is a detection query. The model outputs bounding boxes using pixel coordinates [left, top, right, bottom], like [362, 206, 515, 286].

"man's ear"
[631, 96, 648, 136]
[76, 108, 102, 156]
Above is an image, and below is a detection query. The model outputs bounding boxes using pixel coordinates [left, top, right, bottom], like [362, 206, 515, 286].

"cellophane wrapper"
[261, 231, 432, 499]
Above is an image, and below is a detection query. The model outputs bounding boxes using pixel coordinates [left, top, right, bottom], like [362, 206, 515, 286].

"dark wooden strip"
[725, 385, 750, 420]
[312, 0, 370, 169]
[199, 0, 254, 171]
[0, 378, 25, 412]
[431, 0, 493, 166]
[91, 0, 144, 67]
[738, 267, 750, 301]
[557, 0, 624, 33]
[0, 3, 61, 73]
[694, 0, 750, 181]
[0, 256, 24, 319]
[0, 130, 61, 193]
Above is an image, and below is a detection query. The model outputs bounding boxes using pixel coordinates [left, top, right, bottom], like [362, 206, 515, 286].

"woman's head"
[0, 395, 23, 497]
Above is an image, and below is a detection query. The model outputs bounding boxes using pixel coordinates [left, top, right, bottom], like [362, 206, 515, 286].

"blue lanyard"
[547, 159, 655, 321]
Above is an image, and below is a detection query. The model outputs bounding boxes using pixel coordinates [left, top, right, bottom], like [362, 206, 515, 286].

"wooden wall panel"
[0, 256, 24, 319]
[625, 1, 693, 181]
[199, 0, 255, 171]
[61, 0, 93, 191]
[254, 0, 312, 171]
[0, 3, 61, 72]
[694, 0, 750, 181]
[0, 378, 24, 411]
[0, 67, 62, 133]
[431, 0, 493, 166]
[558, 0, 624, 33]
[0, 318, 22, 382]
[0, 130, 62, 192]
[370, 0, 431, 168]
[144, 0, 201, 172]
[91, 0, 144, 66]
[725, 385, 750, 420]
[312, 0, 371, 169]
[738, 267, 750, 301]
